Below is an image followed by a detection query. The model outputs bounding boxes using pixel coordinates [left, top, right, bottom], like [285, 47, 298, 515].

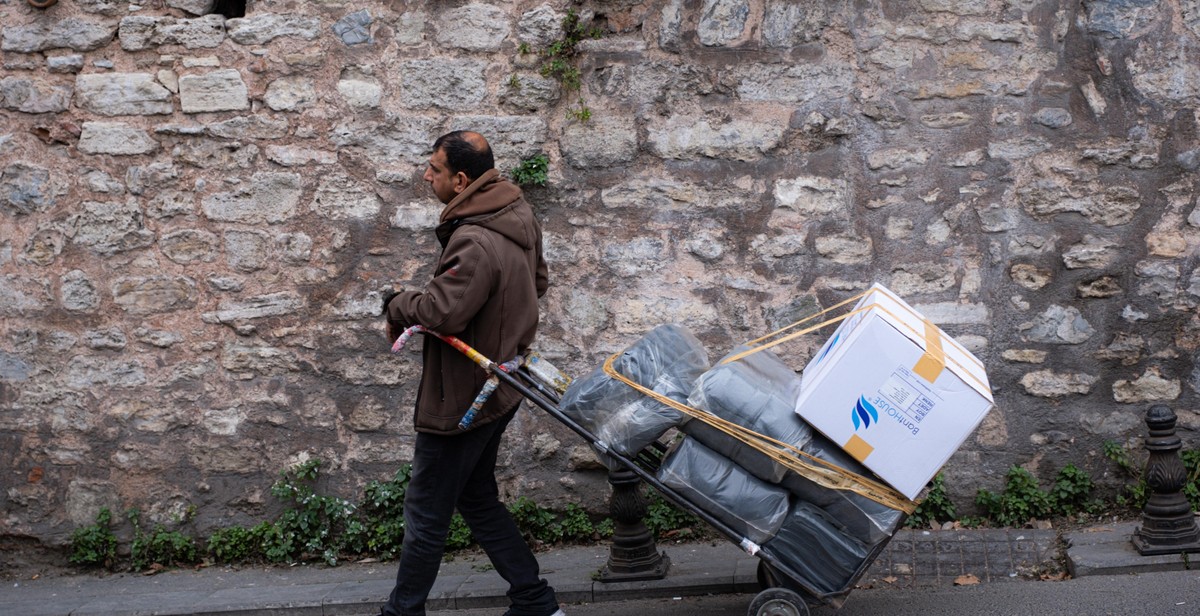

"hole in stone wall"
[210, 0, 247, 18]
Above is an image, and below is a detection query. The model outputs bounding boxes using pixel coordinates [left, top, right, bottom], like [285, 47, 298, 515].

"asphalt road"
[430, 570, 1200, 616]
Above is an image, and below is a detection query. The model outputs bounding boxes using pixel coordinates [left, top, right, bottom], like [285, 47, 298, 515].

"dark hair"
[432, 131, 494, 181]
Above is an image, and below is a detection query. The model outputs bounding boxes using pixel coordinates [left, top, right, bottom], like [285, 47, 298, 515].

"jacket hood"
[437, 169, 537, 249]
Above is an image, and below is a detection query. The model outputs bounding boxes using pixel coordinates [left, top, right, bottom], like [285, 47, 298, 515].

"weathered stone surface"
[201, 172, 302, 224]
[1062, 235, 1119, 269]
[647, 114, 785, 161]
[1020, 305, 1095, 344]
[78, 122, 159, 155]
[224, 229, 272, 272]
[277, 233, 312, 263]
[1078, 276, 1123, 298]
[168, 0, 215, 16]
[763, 1, 830, 46]
[68, 200, 155, 255]
[735, 62, 854, 103]
[179, 69, 249, 113]
[867, 147, 931, 170]
[111, 275, 198, 314]
[561, 116, 637, 168]
[22, 226, 65, 266]
[203, 292, 305, 323]
[332, 10, 374, 46]
[133, 327, 182, 348]
[173, 139, 259, 170]
[600, 177, 743, 211]
[2, 18, 117, 53]
[698, 0, 750, 46]
[310, 174, 382, 219]
[207, 115, 289, 140]
[118, 15, 225, 51]
[1135, 259, 1181, 304]
[0, 76, 72, 113]
[399, 59, 488, 110]
[160, 229, 219, 264]
[913, 302, 990, 324]
[1032, 107, 1072, 128]
[1, 163, 55, 216]
[1002, 349, 1048, 363]
[75, 73, 173, 116]
[84, 327, 127, 350]
[125, 162, 178, 196]
[265, 145, 337, 166]
[1019, 370, 1098, 398]
[391, 202, 440, 230]
[1010, 263, 1052, 289]
[47, 54, 86, 74]
[773, 175, 846, 217]
[337, 78, 382, 109]
[815, 232, 873, 265]
[499, 73, 559, 112]
[889, 263, 957, 295]
[1113, 368, 1181, 403]
[66, 356, 146, 388]
[0, 275, 51, 316]
[61, 270, 100, 312]
[449, 115, 549, 166]
[436, 3, 509, 51]
[518, 4, 563, 47]
[331, 114, 439, 164]
[225, 14, 321, 45]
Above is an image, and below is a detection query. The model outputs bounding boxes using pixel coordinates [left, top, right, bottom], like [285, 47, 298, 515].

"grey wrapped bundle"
[763, 501, 869, 595]
[657, 437, 790, 545]
[782, 434, 905, 545]
[560, 324, 709, 458]
[683, 346, 811, 483]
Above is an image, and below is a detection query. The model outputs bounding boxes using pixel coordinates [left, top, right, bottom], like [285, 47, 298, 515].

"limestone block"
[337, 78, 382, 109]
[179, 69, 249, 113]
[1019, 370, 1098, 398]
[390, 202, 440, 230]
[1135, 259, 1180, 304]
[172, 140, 259, 169]
[450, 115, 548, 166]
[331, 113, 440, 164]
[83, 169, 124, 194]
[399, 58, 487, 110]
[265, 145, 337, 166]
[264, 76, 316, 111]
[499, 73, 559, 112]
[133, 327, 183, 348]
[920, 0, 988, 14]
[647, 114, 785, 161]
[1062, 234, 1119, 269]
[69, 199, 155, 255]
[111, 275, 197, 314]
[84, 327, 127, 350]
[394, 11, 428, 45]
[310, 174, 382, 219]
[889, 263, 957, 295]
[224, 229, 272, 271]
[0, 275, 51, 316]
[1085, 0, 1163, 39]
[1010, 264, 1053, 290]
[773, 175, 846, 216]
[159, 229, 219, 264]
[61, 270, 101, 312]
[277, 232, 312, 262]
[327, 290, 386, 320]
[118, 15, 225, 51]
[168, 0, 215, 16]
[226, 13, 321, 45]
[203, 292, 304, 323]
[763, 1, 830, 46]
[660, 0, 685, 51]
[602, 237, 667, 277]
[0, 351, 31, 382]
[735, 63, 855, 103]
[78, 122, 159, 155]
[1, 163, 55, 215]
[1, 17, 118, 53]
[600, 177, 742, 212]
[815, 232, 872, 264]
[988, 137, 1051, 160]
[207, 115, 290, 140]
[1033, 107, 1072, 128]
[698, 0, 750, 46]
[66, 356, 146, 388]
[911, 302, 990, 325]
[1019, 305, 1095, 344]
[1078, 276, 1123, 298]
[1113, 368, 1181, 403]
[518, 4, 564, 47]
[1002, 349, 1048, 363]
[125, 162, 178, 195]
[866, 147, 931, 170]
[561, 115, 637, 168]
[47, 55, 86, 74]
[0, 77, 72, 113]
[201, 172, 301, 224]
[921, 112, 973, 128]
[22, 226, 65, 266]
[75, 73, 174, 116]
[436, 3, 509, 51]
[332, 9, 373, 46]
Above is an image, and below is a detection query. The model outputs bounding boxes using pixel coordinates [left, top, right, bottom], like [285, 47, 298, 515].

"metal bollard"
[1131, 404, 1200, 555]
[598, 468, 671, 582]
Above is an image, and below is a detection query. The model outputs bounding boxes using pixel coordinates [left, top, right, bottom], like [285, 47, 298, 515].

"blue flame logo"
[851, 396, 879, 431]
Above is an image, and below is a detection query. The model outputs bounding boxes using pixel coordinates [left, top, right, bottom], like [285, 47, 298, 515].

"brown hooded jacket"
[387, 169, 548, 434]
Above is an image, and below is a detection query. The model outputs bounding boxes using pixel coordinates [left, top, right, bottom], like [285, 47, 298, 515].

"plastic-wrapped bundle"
[782, 433, 905, 545]
[683, 346, 811, 483]
[763, 501, 869, 595]
[657, 437, 790, 545]
[560, 324, 709, 459]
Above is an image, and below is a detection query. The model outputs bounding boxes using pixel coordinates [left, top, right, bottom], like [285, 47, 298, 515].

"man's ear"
[453, 171, 471, 194]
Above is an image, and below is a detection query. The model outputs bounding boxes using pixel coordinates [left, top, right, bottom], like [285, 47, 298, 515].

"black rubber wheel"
[747, 588, 810, 616]
[756, 560, 779, 589]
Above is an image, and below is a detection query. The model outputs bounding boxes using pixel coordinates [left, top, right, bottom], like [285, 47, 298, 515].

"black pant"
[381, 410, 559, 616]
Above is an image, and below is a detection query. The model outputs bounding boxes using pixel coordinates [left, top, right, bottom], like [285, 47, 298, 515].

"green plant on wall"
[510, 153, 549, 187]
[69, 508, 118, 569]
[533, 8, 604, 121]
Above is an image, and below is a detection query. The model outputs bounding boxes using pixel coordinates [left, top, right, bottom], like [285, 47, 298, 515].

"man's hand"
[382, 288, 403, 344]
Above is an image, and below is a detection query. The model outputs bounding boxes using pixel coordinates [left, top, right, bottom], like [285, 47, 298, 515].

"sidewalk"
[3, 521, 1193, 616]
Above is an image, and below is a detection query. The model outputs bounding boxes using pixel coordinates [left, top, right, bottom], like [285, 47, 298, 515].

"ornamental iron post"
[598, 468, 671, 582]
[1131, 404, 1200, 555]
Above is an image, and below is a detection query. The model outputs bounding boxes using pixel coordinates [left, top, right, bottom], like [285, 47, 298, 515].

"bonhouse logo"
[851, 395, 879, 431]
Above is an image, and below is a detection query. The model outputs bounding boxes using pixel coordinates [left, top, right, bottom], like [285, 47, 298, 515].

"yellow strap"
[912, 320, 946, 383]
[602, 354, 917, 514]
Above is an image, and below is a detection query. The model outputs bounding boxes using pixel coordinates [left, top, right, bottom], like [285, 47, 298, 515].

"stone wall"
[2, 0, 1200, 546]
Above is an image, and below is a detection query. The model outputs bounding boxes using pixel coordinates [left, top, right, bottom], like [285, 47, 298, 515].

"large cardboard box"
[794, 284, 993, 500]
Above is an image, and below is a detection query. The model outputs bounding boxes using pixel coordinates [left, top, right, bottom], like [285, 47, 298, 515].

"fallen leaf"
[954, 574, 980, 586]
[882, 576, 898, 584]
[1040, 571, 1069, 581]
[1034, 519, 1054, 530]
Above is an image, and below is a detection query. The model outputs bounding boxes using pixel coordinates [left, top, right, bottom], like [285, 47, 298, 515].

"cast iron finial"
[1131, 405, 1200, 555]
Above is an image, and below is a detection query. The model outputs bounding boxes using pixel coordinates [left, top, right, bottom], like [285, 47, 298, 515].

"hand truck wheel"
[747, 587, 810, 616]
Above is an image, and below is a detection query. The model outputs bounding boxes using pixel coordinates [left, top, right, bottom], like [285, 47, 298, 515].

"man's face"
[423, 148, 466, 205]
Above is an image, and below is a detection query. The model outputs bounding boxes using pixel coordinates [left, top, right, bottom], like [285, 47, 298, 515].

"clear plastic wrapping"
[560, 324, 709, 459]
[657, 437, 790, 545]
[763, 501, 869, 595]
[683, 346, 811, 483]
